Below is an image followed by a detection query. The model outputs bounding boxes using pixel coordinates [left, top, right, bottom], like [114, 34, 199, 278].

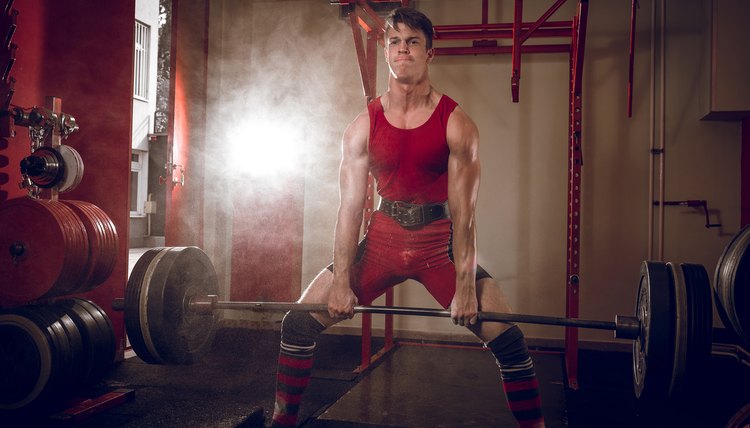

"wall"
[205, 0, 743, 343]
[0, 1, 135, 358]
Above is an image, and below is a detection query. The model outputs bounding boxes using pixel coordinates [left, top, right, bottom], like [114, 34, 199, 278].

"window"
[134, 20, 151, 100]
[130, 150, 148, 217]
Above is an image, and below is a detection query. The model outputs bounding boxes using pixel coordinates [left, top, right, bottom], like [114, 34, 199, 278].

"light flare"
[227, 118, 303, 178]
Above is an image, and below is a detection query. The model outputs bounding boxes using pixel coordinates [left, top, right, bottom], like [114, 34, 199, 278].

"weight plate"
[76, 298, 116, 382]
[57, 144, 84, 193]
[667, 262, 688, 398]
[26, 147, 65, 188]
[682, 263, 712, 392]
[726, 402, 750, 428]
[124, 247, 167, 364]
[0, 198, 87, 303]
[21, 306, 77, 390]
[41, 305, 86, 388]
[714, 224, 750, 347]
[60, 200, 118, 291]
[144, 247, 219, 365]
[56, 298, 116, 385]
[633, 261, 674, 401]
[0, 312, 53, 410]
[139, 248, 174, 363]
[44, 200, 89, 297]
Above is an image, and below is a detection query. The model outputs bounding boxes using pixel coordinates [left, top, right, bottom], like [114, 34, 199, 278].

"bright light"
[227, 118, 303, 178]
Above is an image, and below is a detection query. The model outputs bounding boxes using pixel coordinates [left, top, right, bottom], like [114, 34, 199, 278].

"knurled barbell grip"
[187, 297, 640, 340]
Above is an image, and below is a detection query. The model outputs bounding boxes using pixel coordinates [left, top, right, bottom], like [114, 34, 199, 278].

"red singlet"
[368, 95, 458, 204]
[348, 95, 462, 308]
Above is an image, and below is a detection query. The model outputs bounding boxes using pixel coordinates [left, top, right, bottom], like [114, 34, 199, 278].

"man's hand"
[328, 284, 358, 319]
[450, 279, 478, 327]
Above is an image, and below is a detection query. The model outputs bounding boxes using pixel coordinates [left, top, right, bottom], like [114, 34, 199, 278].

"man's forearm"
[451, 212, 478, 285]
[332, 206, 363, 287]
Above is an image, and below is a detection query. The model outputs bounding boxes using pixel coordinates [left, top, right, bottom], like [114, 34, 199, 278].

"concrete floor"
[3, 246, 748, 426]
[3, 326, 750, 428]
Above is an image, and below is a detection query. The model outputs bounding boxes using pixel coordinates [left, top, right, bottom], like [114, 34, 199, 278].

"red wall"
[165, 0, 207, 248]
[168, 0, 306, 302]
[0, 0, 44, 202]
[0, 0, 135, 360]
[230, 176, 305, 302]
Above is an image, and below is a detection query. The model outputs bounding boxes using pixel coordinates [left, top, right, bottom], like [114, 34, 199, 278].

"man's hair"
[384, 7, 434, 50]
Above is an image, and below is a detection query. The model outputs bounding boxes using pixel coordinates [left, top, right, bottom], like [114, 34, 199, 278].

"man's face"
[384, 23, 434, 82]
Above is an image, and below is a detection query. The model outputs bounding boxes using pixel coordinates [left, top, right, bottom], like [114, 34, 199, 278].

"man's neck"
[386, 78, 433, 111]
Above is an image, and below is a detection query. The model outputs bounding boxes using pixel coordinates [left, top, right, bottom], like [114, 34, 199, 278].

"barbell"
[113, 246, 714, 403]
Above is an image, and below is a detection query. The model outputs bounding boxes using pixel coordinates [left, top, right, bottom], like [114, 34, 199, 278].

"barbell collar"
[614, 315, 640, 340]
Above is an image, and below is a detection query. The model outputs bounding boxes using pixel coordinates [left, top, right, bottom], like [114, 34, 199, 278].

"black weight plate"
[22, 306, 78, 391]
[682, 263, 712, 392]
[56, 298, 116, 386]
[633, 261, 674, 401]
[124, 247, 167, 364]
[714, 224, 750, 346]
[73, 298, 116, 383]
[145, 247, 219, 365]
[667, 262, 688, 398]
[39, 305, 86, 388]
[726, 402, 750, 428]
[0, 312, 52, 410]
[713, 227, 736, 337]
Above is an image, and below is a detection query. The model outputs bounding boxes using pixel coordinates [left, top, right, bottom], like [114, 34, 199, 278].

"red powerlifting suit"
[327, 94, 491, 308]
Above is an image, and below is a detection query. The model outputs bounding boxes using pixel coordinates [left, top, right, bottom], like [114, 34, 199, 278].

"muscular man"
[270, 7, 544, 428]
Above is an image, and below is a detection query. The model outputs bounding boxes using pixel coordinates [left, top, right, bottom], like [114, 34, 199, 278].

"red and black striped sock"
[488, 325, 545, 428]
[271, 341, 315, 427]
[271, 312, 325, 428]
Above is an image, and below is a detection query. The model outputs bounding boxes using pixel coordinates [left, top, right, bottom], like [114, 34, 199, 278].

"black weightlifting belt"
[378, 198, 450, 228]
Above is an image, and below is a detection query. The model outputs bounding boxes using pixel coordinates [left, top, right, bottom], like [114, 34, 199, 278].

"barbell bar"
[177, 297, 641, 340]
[111, 296, 640, 338]
[114, 246, 715, 403]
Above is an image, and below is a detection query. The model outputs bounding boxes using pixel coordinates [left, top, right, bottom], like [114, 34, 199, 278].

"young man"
[270, 7, 544, 428]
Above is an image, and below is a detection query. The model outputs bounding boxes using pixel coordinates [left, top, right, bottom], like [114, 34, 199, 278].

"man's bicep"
[339, 111, 370, 206]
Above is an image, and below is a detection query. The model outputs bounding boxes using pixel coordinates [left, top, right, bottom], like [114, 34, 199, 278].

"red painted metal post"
[366, 29, 378, 102]
[385, 288, 394, 348]
[511, 0, 523, 102]
[565, 0, 588, 391]
[350, 9, 372, 101]
[360, 312, 373, 370]
[350, 6, 384, 370]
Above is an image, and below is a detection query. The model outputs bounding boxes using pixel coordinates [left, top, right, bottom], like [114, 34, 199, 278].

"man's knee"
[281, 311, 326, 347]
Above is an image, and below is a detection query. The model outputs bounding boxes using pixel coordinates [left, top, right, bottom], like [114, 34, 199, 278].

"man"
[270, 7, 544, 428]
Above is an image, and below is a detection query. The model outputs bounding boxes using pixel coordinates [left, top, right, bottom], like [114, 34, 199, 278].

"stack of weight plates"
[0, 197, 118, 302]
[0, 299, 115, 412]
[0, 196, 119, 413]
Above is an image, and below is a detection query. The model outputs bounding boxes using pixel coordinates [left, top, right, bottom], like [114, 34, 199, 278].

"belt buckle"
[391, 202, 424, 227]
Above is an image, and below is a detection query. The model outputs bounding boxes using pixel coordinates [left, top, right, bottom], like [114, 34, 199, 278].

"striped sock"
[271, 341, 315, 427]
[271, 312, 325, 428]
[488, 325, 545, 428]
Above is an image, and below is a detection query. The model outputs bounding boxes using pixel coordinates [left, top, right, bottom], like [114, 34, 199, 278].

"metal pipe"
[647, 0, 656, 260]
[435, 20, 572, 32]
[435, 28, 572, 40]
[434, 44, 569, 56]
[657, 0, 666, 261]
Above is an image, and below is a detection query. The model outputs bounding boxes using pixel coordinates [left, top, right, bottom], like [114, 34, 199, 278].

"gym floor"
[6, 326, 750, 428]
